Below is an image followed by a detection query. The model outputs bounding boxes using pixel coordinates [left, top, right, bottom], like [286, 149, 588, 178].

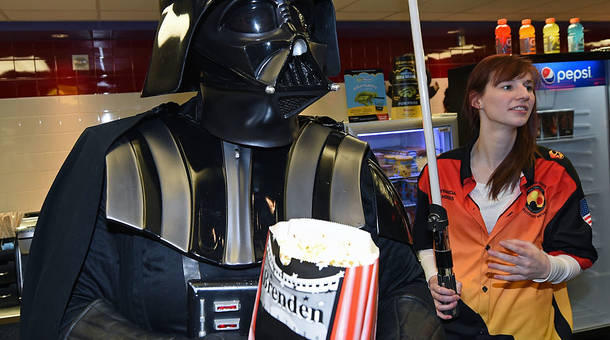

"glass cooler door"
[346, 114, 457, 223]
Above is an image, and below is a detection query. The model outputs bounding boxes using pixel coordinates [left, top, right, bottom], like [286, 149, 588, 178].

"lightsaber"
[407, 0, 459, 318]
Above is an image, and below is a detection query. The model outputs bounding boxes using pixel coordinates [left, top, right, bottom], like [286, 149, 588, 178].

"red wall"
[0, 30, 154, 98]
[333, 21, 493, 82]
[0, 20, 608, 98]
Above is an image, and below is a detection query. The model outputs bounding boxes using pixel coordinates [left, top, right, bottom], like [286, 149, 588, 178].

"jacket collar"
[459, 138, 535, 187]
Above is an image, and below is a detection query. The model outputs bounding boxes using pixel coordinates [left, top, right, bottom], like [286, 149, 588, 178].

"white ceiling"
[0, 0, 608, 22]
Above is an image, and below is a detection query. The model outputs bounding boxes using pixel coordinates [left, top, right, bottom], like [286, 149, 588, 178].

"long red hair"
[462, 55, 540, 199]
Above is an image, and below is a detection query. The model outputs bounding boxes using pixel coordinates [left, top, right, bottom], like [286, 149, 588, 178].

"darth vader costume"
[20, 1, 443, 339]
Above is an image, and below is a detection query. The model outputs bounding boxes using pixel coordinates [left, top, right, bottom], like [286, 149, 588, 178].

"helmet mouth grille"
[278, 95, 318, 118]
[276, 54, 327, 91]
[275, 53, 330, 118]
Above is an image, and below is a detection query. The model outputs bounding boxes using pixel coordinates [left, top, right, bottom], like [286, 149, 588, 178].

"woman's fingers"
[430, 284, 458, 296]
[435, 309, 453, 320]
[430, 289, 459, 304]
[488, 239, 551, 280]
[428, 277, 461, 319]
[434, 300, 458, 319]
[493, 273, 527, 281]
[488, 261, 518, 273]
[488, 249, 520, 265]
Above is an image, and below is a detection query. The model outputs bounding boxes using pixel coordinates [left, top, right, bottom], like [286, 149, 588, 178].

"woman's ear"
[469, 92, 481, 109]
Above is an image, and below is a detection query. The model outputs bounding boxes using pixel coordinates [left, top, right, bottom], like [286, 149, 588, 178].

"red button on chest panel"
[214, 300, 241, 312]
[214, 318, 240, 331]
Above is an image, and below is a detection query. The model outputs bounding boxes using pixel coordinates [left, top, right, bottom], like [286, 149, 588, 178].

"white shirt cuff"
[533, 253, 582, 284]
[417, 249, 438, 283]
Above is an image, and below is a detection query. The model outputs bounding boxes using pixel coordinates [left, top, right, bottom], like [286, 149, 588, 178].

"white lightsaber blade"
[407, 0, 441, 205]
[407, 4, 458, 318]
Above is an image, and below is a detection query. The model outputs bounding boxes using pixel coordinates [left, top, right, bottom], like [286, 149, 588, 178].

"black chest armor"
[104, 114, 394, 267]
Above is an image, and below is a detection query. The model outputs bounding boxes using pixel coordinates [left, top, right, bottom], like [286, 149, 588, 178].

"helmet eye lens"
[223, 2, 277, 34]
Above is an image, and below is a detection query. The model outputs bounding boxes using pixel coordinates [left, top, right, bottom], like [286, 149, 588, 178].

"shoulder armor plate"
[285, 122, 368, 228]
[106, 119, 192, 253]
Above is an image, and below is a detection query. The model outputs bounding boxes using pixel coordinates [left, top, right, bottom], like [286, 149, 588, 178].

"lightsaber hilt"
[428, 203, 459, 318]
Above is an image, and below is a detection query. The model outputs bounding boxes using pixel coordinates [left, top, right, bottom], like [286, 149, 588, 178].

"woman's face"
[472, 73, 536, 130]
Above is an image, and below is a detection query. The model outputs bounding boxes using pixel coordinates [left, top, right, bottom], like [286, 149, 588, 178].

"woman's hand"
[487, 239, 550, 281]
[427, 275, 462, 320]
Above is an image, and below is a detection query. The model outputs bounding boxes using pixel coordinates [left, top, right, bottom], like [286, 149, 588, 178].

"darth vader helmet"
[142, 0, 340, 117]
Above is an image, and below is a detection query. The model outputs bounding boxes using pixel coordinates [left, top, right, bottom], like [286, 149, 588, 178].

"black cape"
[20, 102, 179, 339]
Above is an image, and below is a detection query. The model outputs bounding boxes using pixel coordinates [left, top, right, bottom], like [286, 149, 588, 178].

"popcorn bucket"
[249, 219, 379, 340]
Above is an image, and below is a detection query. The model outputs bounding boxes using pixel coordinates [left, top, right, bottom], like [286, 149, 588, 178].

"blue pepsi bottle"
[568, 18, 584, 52]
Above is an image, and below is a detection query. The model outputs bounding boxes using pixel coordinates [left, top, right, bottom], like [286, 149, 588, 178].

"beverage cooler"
[345, 113, 458, 224]
[448, 52, 610, 332]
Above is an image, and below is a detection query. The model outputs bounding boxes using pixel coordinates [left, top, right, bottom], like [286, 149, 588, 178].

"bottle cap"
[545, 17, 556, 24]
[497, 18, 507, 25]
[521, 19, 531, 25]
[569, 17, 580, 24]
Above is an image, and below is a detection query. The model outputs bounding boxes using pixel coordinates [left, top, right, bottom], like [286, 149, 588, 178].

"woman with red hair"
[413, 54, 597, 339]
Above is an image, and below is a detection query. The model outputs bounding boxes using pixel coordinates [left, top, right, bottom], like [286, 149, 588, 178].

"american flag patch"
[580, 198, 592, 226]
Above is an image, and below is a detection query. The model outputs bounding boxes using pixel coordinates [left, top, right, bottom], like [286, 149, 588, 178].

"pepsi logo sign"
[534, 60, 605, 89]
[541, 67, 555, 85]
[540, 66, 593, 85]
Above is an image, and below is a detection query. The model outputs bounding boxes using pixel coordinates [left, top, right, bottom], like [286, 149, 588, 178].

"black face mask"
[143, 0, 340, 147]
[191, 0, 333, 119]
[142, 0, 340, 98]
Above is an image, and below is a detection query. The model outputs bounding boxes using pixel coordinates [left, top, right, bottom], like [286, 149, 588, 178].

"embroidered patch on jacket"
[580, 198, 593, 226]
[526, 186, 546, 214]
[549, 149, 564, 159]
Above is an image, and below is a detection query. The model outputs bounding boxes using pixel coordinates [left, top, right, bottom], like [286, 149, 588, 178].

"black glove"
[64, 299, 191, 340]
[377, 285, 446, 340]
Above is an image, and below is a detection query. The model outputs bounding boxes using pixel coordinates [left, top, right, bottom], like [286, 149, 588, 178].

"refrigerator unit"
[448, 52, 610, 332]
[346, 113, 458, 223]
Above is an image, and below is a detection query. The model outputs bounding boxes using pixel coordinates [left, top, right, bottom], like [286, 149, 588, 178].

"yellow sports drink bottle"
[543, 18, 560, 54]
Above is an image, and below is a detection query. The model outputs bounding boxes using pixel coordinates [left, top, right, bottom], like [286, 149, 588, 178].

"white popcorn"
[269, 218, 379, 268]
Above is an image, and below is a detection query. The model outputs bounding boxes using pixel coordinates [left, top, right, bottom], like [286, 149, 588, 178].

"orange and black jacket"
[413, 143, 597, 340]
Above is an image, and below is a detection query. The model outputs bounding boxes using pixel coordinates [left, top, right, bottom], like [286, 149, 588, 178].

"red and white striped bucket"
[249, 219, 379, 340]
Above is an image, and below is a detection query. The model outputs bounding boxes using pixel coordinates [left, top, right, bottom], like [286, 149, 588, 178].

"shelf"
[537, 135, 596, 144]
[389, 173, 420, 181]
[584, 190, 603, 196]
[403, 202, 416, 208]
